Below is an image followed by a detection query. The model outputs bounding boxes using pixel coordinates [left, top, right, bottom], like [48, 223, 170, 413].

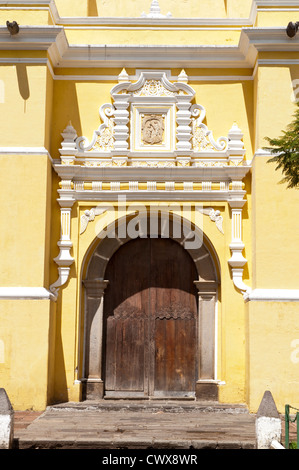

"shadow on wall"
[49, 81, 82, 403]
[51, 295, 69, 404]
[224, 0, 227, 14]
[16, 64, 30, 112]
[50, 81, 83, 159]
[88, 0, 98, 16]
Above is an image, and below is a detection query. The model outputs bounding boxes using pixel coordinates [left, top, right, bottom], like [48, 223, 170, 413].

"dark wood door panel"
[103, 238, 151, 395]
[149, 238, 198, 395]
[103, 237, 198, 397]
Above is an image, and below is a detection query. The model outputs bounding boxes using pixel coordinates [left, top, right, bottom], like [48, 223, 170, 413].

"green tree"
[264, 101, 299, 188]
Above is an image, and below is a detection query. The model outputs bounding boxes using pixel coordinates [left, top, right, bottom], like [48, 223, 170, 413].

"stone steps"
[13, 400, 257, 449]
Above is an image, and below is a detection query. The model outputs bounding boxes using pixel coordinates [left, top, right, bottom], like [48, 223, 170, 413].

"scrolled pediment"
[56, 69, 248, 177]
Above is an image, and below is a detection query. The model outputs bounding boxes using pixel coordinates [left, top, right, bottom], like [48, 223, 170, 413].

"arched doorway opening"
[82, 213, 220, 401]
[103, 236, 198, 399]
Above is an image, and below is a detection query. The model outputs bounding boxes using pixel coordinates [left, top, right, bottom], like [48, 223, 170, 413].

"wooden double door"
[103, 237, 198, 398]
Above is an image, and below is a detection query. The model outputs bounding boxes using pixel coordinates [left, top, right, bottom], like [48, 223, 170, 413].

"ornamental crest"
[58, 70, 246, 168]
[134, 79, 175, 97]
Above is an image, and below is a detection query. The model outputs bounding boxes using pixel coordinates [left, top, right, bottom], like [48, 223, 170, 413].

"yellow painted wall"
[0, 154, 52, 287]
[0, 10, 49, 26]
[252, 156, 299, 290]
[253, 65, 299, 289]
[64, 29, 240, 47]
[0, 64, 50, 147]
[246, 301, 299, 413]
[1, 0, 299, 414]
[54, 0, 229, 18]
[0, 299, 56, 411]
[0, 59, 54, 409]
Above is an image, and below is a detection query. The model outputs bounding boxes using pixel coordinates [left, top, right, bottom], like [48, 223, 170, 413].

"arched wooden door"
[103, 237, 198, 398]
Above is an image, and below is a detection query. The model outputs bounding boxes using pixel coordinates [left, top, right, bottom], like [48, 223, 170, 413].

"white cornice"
[0, 287, 56, 301]
[0, 146, 49, 154]
[242, 26, 299, 52]
[0, 25, 67, 66]
[0, 25, 65, 48]
[245, 289, 299, 302]
[59, 44, 249, 69]
[0, 23, 299, 69]
[53, 164, 251, 183]
[58, 190, 244, 203]
[0, 146, 53, 162]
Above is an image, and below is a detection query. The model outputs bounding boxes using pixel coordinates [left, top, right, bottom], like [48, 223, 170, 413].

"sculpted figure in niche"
[142, 114, 164, 145]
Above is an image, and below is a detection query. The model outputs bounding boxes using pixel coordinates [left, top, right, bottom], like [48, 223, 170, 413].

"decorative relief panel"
[142, 114, 164, 145]
[132, 105, 174, 152]
[133, 79, 175, 97]
[57, 69, 247, 170]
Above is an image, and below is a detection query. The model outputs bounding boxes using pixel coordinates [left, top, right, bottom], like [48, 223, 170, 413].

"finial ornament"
[141, 0, 172, 18]
[118, 68, 129, 83]
[178, 69, 188, 83]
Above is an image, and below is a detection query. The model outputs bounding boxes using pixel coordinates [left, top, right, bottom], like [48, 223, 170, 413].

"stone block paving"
[12, 401, 259, 449]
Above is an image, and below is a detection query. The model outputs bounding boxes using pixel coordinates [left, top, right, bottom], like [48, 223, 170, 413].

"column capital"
[194, 280, 219, 299]
[83, 279, 109, 298]
[228, 199, 247, 210]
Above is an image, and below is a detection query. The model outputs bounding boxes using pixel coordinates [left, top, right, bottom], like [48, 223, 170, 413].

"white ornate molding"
[80, 206, 109, 234]
[244, 289, 299, 302]
[49, 194, 75, 298]
[2, 21, 299, 71]
[191, 104, 228, 153]
[141, 0, 172, 19]
[55, 70, 245, 168]
[76, 104, 115, 153]
[228, 200, 251, 297]
[0, 287, 56, 301]
[197, 208, 224, 234]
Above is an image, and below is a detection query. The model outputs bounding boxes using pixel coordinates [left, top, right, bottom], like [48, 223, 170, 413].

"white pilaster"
[50, 192, 75, 297]
[228, 199, 251, 296]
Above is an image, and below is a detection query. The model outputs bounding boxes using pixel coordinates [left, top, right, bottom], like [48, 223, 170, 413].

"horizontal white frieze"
[244, 289, 299, 302]
[58, 189, 246, 202]
[0, 287, 56, 301]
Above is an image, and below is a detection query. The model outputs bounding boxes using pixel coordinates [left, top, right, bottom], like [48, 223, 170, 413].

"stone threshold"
[49, 399, 250, 414]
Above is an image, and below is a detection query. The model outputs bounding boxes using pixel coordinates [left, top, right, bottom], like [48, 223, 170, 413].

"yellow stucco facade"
[1, 0, 299, 413]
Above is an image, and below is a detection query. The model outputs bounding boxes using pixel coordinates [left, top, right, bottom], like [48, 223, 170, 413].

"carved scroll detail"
[191, 104, 228, 152]
[155, 304, 195, 320]
[113, 305, 146, 320]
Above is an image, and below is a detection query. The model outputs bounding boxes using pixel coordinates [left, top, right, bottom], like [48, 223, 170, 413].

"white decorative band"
[0, 287, 56, 301]
[0, 146, 50, 155]
[0, 147, 53, 162]
[244, 289, 299, 302]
